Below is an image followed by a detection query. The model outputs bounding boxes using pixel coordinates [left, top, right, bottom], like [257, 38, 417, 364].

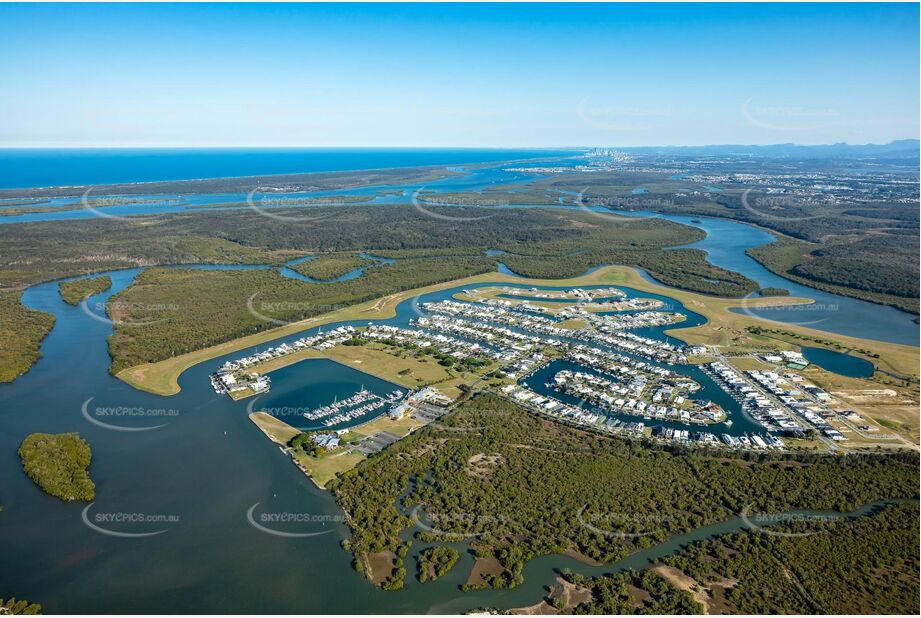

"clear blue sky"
[1, 3, 917, 147]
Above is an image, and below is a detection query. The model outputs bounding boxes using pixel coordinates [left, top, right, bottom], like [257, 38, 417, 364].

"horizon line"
[0, 139, 917, 150]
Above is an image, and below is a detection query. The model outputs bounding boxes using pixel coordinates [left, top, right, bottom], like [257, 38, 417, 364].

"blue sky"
[1, 3, 918, 147]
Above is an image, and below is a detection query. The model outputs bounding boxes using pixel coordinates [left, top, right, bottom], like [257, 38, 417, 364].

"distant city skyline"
[1, 3, 918, 147]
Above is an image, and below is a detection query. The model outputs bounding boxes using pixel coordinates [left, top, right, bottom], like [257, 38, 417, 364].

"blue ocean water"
[0, 148, 578, 189]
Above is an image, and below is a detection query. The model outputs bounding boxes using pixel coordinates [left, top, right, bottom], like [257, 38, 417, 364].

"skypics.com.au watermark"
[577, 506, 673, 539]
[572, 188, 672, 224]
[245, 399, 317, 420]
[409, 505, 509, 540]
[245, 293, 345, 326]
[740, 98, 839, 133]
[739, 504, 840, 538]
[411, 188, 500, 222]
[79, 188, 180, 221]
[576, 100, 673, 132]
[81, 397, 179, 432]
[82, 299, 180, 327]
[81, 503, 178, 538]
[739, 188, 826, 222]
[735, 291, 839, 328]
[585, 194, 676, 210]
[245, 190, 336, 223]
[246, 503, 345, 538]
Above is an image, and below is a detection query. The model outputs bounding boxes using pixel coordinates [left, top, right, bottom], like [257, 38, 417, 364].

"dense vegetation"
[329, 393, 918, 590]
[0, 598, 42, 615]
[288, 433, 327, 458]
[562, 569, 702, 614]
[499, 248, 756, 297]
[791, 236, 919, 298]
[427, 163, 920, 315]
[105, 256, 496, 372]
[289, 254, 375, 281]
[0, 226, 293, 287]
[748, 236, 919, 313]
[417, 546, 459, 582]
[0, 204, 758, 377]
[18, 433, 95, 502]
[0, 164, 455, 199]
[88, 206, 760, 371]
[661, 502, 919, 614]
[0, 205, 684, 286]
[0, 290, 55, 383]
[58, 275, 112, 306]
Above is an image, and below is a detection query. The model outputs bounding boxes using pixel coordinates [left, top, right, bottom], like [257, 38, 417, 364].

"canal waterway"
[0, 152, 917, 611]
[0, 262, 906, 612]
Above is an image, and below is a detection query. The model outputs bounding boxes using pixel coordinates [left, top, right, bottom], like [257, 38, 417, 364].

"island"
[18, 433, 95, 502]
[58, 275, 112, 306]
[417, 547, 459, 583]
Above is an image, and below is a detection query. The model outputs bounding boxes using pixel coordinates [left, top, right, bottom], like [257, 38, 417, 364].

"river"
[0, 262, 909, 613]
[607, 210, 918, 346]
[2, 158, 915, 346]
[0, 157, 916, 612]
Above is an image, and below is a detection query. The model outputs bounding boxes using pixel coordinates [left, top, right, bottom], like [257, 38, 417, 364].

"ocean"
[0, 148, 578, 189]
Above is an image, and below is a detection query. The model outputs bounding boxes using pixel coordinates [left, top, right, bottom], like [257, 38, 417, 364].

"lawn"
[249, 407, 427, 488]
[117, 265, 919, 406]
[249, 411, 300, 445]
[293, 410, 427, 488]
[253, 342, 459, 389]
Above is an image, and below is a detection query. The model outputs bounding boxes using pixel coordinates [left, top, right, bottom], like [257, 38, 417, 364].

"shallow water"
[0, 265, 909, 613]
[611, 210, 917, 346]
[1, 151, 917, 611]
[2, 154, 917, 346]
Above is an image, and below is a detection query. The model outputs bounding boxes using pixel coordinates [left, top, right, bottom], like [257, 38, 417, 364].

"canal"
[0, 253, 915, 612]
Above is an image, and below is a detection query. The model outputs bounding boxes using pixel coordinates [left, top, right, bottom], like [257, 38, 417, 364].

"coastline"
[0, 150, 575, 197]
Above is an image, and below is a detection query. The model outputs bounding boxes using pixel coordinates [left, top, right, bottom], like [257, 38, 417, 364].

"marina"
[1, 3, 917, 612]
[548, 367, 725, 426]
[303, 387, 405, 427]
[0, 253, 914, 613]
[204, 279, 864, 452]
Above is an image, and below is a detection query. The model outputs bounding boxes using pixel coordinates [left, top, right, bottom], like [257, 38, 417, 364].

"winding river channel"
[1, 160, 917, 612]
[3, 156, 916, 344]
[608, 210, 918, 346]
[0, 256, 913, 612]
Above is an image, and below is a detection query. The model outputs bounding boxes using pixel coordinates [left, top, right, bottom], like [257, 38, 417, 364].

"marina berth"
[205, 280, 831, 452]
[419, 300, 687, 363]
[703, 361, 842, 440]
[500, 286, 627, 300]
[304, 387, 406, 427]
[210, 326, 358, 396]
[548, 368, 725, 426]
